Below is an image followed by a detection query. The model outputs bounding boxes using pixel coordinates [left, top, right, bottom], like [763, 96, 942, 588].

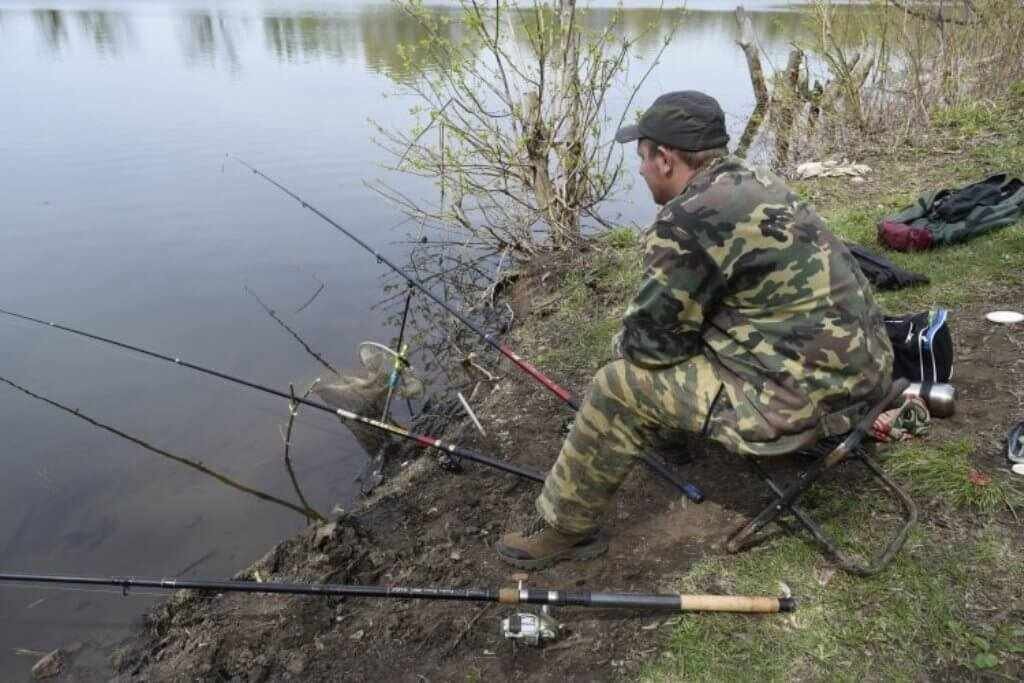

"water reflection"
[180, 12, 242, 72]
[0, 373, 322, 522]
[30, 8, 133, 55]
[75, 10, 133, 57]
[261, 6, 467, 83]
[263, 14, 355, 64]
[18, 3, 815, 83]
[32, 9, 69, 52]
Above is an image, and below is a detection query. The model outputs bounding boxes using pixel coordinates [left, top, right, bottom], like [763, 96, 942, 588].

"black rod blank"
[231, 157, 705, 504]
[0, 572, 794, 613]
[0, 307, 543, 483]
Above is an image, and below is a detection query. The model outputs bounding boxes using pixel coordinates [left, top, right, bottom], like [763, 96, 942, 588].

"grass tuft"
[885, 438, 1024, 514]
[529, 229, 643, 371]
[931, 101, 1001, 137]
[642, 500, 1023, 682]
[633, 88, 1024, 683]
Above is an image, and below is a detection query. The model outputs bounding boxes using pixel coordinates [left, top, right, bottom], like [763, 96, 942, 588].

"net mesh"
[314, 342, 422, 456]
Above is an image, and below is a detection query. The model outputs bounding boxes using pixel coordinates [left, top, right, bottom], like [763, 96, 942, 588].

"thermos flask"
[902, 382, 956, 418]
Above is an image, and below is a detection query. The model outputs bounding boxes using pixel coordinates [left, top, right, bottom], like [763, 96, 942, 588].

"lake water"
[0, 0, 809, 676]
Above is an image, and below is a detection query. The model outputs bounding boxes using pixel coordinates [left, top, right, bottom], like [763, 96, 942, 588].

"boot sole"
[497, 536, 609, 570]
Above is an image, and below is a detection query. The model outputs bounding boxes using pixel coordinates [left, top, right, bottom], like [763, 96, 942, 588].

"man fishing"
[496, 91, 894, 569]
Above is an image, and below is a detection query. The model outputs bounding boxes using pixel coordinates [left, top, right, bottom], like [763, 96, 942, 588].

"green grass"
[529, 229, 643, 371]
[884, 439, 1024, 514]
[826, 202, 1024, 311]
[629, 92, 1024, 681]
[807, 88, 1024, 312]
[642, 511, 1023, 681]
[930, 101, 1003, 137]
[516, 91, 1024, 680]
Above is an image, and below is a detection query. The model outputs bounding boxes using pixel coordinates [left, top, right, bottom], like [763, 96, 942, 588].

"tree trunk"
[734, 6, 769, 158]
[553, 0, 582, 248]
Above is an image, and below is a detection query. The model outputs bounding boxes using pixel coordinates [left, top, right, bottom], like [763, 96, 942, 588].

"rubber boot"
[496, 519, 608, 570]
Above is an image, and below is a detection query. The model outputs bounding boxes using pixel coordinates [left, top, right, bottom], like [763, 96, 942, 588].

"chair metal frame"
[723, 379, 918, 576]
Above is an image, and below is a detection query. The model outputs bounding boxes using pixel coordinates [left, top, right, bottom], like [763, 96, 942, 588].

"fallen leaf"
[817, 567, 836, 587]
[968, 469, 992, 487]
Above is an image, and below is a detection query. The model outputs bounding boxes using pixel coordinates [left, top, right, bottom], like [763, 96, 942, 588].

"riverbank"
[96, 89, 1024, 681]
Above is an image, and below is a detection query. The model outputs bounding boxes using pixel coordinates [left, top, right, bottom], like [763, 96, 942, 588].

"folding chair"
[723, 378, 918, 576]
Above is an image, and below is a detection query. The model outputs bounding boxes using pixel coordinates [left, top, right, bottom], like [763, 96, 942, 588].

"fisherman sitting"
[496, 91, 894, 569]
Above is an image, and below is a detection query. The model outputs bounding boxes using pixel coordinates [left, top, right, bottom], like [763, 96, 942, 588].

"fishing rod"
[381, 287, 413, 422]
[230, 156, 705, 504]
[229, 155, 575, 407]
[0, 571, 795, 614]
[0, 307, 542, 484]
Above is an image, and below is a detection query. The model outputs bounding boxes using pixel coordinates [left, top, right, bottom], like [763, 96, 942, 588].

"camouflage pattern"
[619, 155, 892, 447]
[538, 155, 894, 535]
[537, 356, 731, 534]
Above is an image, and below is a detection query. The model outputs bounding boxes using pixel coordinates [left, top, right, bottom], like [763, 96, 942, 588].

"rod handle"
[678, 594, 795, 613]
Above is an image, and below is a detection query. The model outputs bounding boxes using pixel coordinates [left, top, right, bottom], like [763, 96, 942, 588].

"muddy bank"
[84, 259, 1024, 681]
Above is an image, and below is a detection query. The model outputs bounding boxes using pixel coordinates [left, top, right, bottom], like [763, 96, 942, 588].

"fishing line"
[229, 157, 705, 503]
[1, 582, 167, 600]
[0, 307, 545, 484]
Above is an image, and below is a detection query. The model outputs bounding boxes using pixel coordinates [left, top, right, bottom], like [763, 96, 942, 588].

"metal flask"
[902, 382, 956, 418]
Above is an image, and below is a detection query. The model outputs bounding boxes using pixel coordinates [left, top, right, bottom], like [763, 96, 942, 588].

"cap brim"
[614, 124, 642, 144]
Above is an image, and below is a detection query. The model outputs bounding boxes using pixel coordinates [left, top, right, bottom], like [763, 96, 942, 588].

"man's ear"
[655, 145, 674, 175]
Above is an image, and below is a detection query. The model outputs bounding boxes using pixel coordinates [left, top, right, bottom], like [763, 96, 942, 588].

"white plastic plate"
[1012, 463, 1024, 476]
[984, 310, 1024, 324]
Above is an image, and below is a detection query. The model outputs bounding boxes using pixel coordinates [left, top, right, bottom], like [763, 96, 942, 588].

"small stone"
[31, 649, 64, 680]
[350, 629, 365, 641]
[450, 550, 462, 561]
[285, 654, 307, 675]
[313, 522, 338, 549]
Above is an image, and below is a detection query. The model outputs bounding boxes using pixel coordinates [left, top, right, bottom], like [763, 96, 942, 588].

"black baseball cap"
[615, 91, 729, 151]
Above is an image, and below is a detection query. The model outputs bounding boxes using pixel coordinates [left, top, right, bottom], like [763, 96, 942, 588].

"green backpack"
[878, 173, 1024, 251]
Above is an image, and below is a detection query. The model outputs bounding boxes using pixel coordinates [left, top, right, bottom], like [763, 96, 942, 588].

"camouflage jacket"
[619, 156, 893, 449]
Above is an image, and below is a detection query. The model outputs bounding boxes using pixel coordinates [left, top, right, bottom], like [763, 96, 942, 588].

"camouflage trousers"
[537, 357, 744, 535]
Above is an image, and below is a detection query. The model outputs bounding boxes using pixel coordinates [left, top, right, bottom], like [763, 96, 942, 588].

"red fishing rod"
[0, 307, 543, 484]
[230, 155, 574, 406]
[231, 156, 705, 503]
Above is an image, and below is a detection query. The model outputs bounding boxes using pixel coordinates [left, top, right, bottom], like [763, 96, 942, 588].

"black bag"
[845, 242, 929, 290]
[884, 309, 954, 383]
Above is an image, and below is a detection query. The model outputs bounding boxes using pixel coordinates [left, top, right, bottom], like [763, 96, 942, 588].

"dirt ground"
[54, 266, 1023, 681]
